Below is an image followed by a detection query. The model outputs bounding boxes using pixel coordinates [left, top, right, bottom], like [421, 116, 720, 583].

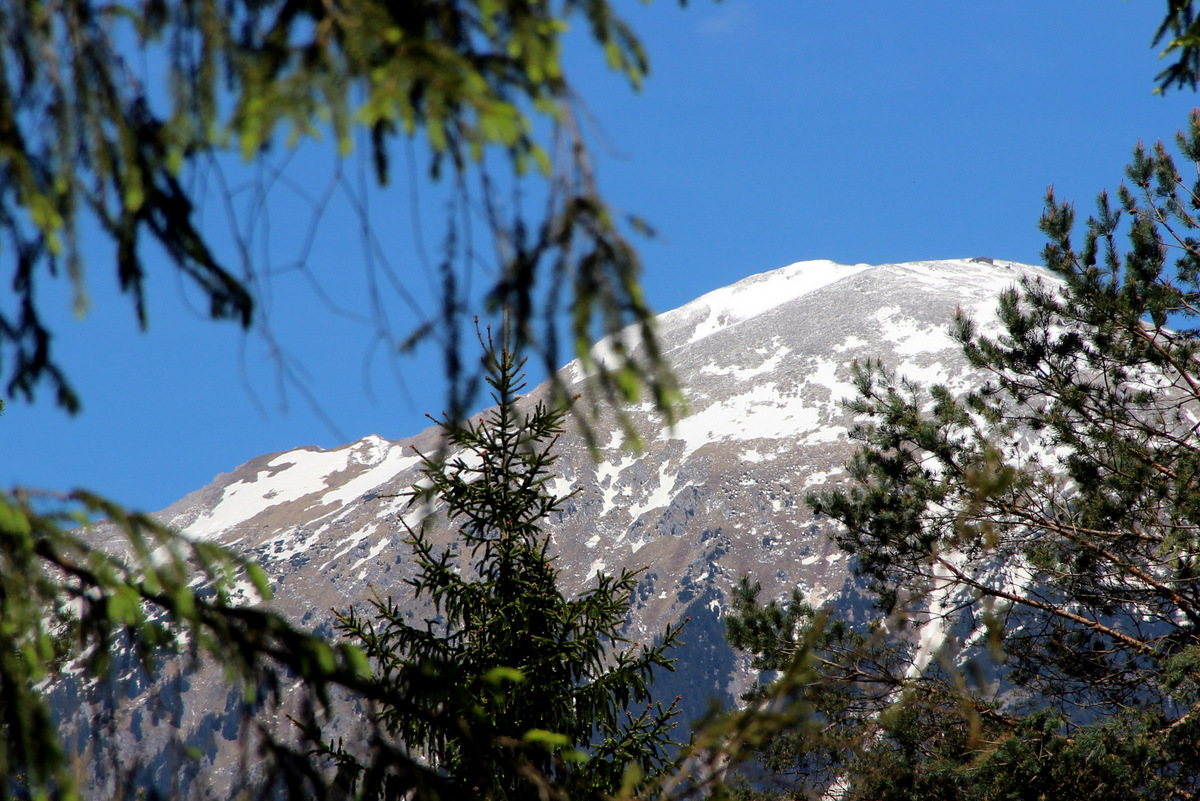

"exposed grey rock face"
[66, 258, 1055, 795]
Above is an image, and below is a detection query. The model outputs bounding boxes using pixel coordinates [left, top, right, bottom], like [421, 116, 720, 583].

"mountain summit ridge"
[77, 258, 1056, 795]
[142, 258, 1055, 624]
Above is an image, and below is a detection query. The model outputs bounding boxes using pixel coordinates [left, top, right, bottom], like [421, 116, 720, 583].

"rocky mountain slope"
[74, 257, 1055, 795]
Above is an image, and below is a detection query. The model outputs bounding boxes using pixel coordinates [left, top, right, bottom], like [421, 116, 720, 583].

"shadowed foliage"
[321, 327, 683, 800]
[725, 112, 1200, 800]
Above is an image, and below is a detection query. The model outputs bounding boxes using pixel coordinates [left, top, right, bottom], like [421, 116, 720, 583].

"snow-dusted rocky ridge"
[74, 258, 1055, 794]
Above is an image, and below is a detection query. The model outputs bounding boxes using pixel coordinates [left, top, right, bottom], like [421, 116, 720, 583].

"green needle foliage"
[2, 1, 694, 794]
[0, 371, 444, 800]
[323, 327, 683, 801]
[727, 113, 1200, 800]
[1157, 1, 1200, 91]
[0, 483, 436, 799]
[0, 0, 683, 424]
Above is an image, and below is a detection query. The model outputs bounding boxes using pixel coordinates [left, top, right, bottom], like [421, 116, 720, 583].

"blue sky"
[4, 1, 1198, 512]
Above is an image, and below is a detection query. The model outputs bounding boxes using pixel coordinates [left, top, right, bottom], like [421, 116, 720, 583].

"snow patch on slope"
[186, 435, 416, 540]
[186, 447, 353, 539]
[664, 354, 859, 461]
[667, 382, 819, 461]
[627, 458, 680, 519]
[667, 260, 873, 348]
[873, 306, 957, 355]
[322, 448, 420, 506]
[699, 341, 792, 380]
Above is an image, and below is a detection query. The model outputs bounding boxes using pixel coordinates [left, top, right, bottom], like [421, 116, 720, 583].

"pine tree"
[726, 112, 1200, 800]
[2, 1, 685, 793]
[323, 327, 683, 801]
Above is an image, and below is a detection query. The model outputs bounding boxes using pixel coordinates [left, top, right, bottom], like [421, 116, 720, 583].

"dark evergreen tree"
[725, 112, 1200, 800]
[322, 328, 683, 801]
[2, 0, 687, 794]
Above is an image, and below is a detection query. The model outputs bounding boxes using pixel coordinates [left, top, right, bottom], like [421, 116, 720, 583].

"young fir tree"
[324, 329, 682, 801]
[726, 113, 1200, 800]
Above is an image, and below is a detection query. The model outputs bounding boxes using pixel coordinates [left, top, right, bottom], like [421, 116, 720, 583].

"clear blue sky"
[3, 1, 1197, 512]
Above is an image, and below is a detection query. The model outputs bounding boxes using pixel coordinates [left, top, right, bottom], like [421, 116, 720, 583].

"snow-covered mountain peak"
[163, 257, 1060, 560]
[78, 257, 1061, 795]
[656, 258, 1048, 351]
